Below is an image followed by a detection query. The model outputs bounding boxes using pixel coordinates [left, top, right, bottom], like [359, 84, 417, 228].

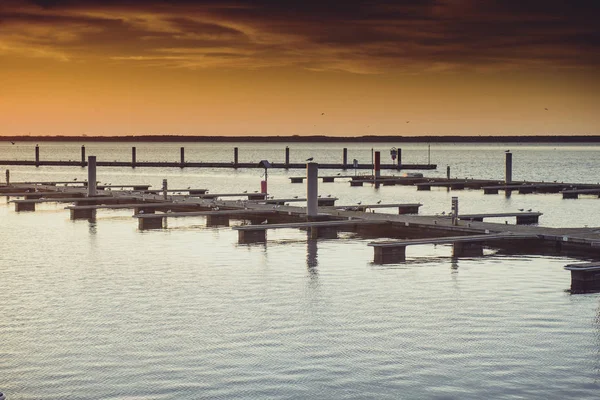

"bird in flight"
[406, 121, 410, 123]
[544, 108, 548, 111]
[321, 112, 325, 115]
[306, 157, 314, 162]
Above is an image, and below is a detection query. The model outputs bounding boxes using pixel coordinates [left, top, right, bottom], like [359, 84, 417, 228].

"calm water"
[1, 142, 600, 399]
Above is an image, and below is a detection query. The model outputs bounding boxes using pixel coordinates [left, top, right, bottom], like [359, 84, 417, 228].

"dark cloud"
[0, 0, 598, 73]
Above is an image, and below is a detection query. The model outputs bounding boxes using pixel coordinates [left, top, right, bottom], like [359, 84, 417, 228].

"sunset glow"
[1, 0, 599, 136]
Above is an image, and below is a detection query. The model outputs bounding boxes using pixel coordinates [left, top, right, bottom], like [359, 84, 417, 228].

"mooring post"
[451, 196, 459, 226]
[397, 148, 402, 170]
[234, 147, 239, 167]
[342, 148, 348, 169]
[180, 147, 185, 167]
[162, 179, 168, 200]
[132, 146, 137, 168]
[5, 169, 9, 185]
[285, 146, 290, 167]
[87, 156, 97, 197]
[374, 151, 381, 179]
[307, 162, 319, 218]
[447, 165, 451, 179]
[35, 144, 40, 167]
[81, 145, 86, 166]
[505, 151, 513, 183]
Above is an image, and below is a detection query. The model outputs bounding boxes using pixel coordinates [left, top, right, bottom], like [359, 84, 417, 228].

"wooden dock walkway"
[0, 159, 436, 170]
[369, 233, 539, 263]
[561, 188, 600, 199]
[3, 181, 600, 263]
[440, 212, 543, 224]
[332, 203, 422, 214]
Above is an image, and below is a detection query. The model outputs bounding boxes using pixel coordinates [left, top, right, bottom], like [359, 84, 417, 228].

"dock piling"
[162, 179, 168, 200]
[81, 145, 86, 166]
[446, 165, 451, 179]
[374, 151, 381, 179]
[505, 152, 513, 183]
[285, 147, 290, 167]
[343, 148, 348, 169]
[234, 147, 239, 167]
[35, 144, 40, 167]
[451, 196, 459, 226]
[87, 156, 97, 197]
[132, 147, 137, 168]
[5, 169, 9, 185]
[397, 148, 402, 169]
[307, 162, 318, 217]
[180, 147, 185, 167]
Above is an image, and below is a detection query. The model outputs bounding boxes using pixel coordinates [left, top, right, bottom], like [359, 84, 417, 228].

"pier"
[0, 145, 437, 171]
[369, 233, 540, 263]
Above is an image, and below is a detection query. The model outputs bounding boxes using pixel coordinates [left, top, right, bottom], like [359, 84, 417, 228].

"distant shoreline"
[2, 135, 600, 143]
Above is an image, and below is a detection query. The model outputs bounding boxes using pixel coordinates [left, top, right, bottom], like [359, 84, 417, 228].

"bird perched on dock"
[10, 141, 15, 144]
[243, 190, 247, 193]
[306, 157, 314, 162]
[261, 219, 268, 224]
[337, 173, 341, 176]
[527, 208, 532, 212]
[357, 201, 362, 205]
[441, 211, 446, 215]
[293, 195, 298, 199]
[327, 194, 332, 197]
[518, 208, 524, 211]
[377, 200, 382, 204]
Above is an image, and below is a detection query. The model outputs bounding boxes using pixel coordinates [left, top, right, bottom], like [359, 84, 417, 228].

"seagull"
[505, 150, 510, 152]
[243, 190, 248, 193]
[139, 210, 144, 214]
[318, 194, 321, 198]
[544, 108, 548, 111]
[261, 219, 268, 224]
[441, 211, 446, 215]
[321, 112, 325, 115]
[377, 200, 382, 204]
[73, 178, 77, 181]
[406, 121, 410, 123]
[10, 141, 15, 145]
[327, 194, 331, 197]
[357, 201, 362, 205]
[518, 208, 524, 211]
[306, 157, 314, 162]
[527, 208, 532, 212]
[293, 195, 298, 199]
[337, 173, 341, 175]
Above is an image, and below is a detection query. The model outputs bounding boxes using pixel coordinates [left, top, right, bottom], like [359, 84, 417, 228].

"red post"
[374, 151, 381, 178]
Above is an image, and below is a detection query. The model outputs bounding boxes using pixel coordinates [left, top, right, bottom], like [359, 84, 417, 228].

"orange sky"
[1, 0, 599, 136]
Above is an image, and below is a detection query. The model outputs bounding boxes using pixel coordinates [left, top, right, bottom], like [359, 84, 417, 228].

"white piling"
[87, 156, 97, 197]
[306, 162, 318, 217]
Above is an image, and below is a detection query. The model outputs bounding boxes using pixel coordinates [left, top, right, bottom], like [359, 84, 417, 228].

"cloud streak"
[0, 0, 598, 73]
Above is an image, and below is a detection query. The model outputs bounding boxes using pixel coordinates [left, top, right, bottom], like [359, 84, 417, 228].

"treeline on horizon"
[3, 135, 600, 143]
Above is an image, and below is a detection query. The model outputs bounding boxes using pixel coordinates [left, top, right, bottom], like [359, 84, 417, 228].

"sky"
[0, 0, 599, 137]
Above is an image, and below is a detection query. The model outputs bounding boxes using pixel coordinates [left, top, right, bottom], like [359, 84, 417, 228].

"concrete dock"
[3, 179, 600, 264]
